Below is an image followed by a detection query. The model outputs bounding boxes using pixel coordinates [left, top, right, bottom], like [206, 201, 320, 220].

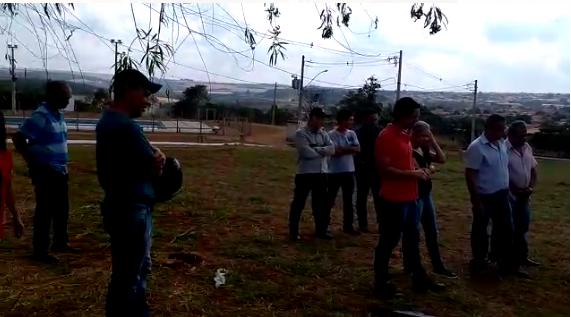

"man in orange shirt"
[373, 97, 443, 296]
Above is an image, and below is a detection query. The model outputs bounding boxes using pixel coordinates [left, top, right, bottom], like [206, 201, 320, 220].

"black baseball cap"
[112, 69, 162, 94]
[309, 107, 330, 118]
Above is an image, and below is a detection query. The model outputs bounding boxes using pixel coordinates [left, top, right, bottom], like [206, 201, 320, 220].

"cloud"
[483, 17, 569, 45]
[2, 3, 569, 93]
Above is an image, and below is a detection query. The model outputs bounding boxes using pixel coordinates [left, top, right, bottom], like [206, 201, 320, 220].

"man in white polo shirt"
[506, 120, 539, 268]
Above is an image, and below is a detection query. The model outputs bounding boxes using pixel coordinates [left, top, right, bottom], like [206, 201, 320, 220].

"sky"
[0, 3, 569, 93]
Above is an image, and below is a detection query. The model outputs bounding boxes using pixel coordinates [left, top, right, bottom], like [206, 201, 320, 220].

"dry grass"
[0, 146, 568, 317]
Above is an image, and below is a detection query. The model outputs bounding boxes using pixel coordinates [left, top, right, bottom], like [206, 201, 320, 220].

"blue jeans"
[471, 189, 514, 267]
[404, 194, 445, 271]
[374, 198, 425, 283]
[102, 202, 153, 317]
[510, 196, 531, 264]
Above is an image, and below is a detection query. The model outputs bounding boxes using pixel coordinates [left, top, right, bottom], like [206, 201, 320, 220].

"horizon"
[1, 66, 569, 96]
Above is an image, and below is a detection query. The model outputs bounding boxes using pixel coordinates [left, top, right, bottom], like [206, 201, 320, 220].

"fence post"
[76, 109, 79, 132]
[176, 118, 179, 133]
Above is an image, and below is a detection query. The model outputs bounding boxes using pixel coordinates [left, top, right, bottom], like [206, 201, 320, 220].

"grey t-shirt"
[329, 129, 359, 174]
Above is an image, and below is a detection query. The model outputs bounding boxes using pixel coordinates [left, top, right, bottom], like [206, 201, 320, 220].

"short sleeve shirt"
[329, 129, 359, 174]
[464, 134, 510, 195]
[375, 124, 417, 202]
[96, 110, 156, 205]
[506, 140, 537, 189]
[18, 104, 68, 173]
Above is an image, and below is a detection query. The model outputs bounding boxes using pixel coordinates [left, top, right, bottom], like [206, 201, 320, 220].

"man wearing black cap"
[96, 69, 165, 316]
[288, 107, 335, 241]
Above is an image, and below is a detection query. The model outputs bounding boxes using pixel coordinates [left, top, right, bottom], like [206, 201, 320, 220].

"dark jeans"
[102, 201, 153, 317]
[355, 166, 381, 228]
[471, 189, 514, 267]
[510, 196, 531, 264]
[374, 198, 425, 284]
[289, 173, 329, 235]
[404, 194, 445, 271]
[327, 172, 355, 230]
[30, 165, 69, 255]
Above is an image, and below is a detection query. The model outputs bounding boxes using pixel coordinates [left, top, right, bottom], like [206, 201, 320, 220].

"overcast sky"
[1, 3, 569, 93]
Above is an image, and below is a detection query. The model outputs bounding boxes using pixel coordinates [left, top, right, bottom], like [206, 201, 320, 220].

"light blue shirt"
[329, 128, 359, 174]
[464, 134, 510, 195]
[18, 103, 68, 174]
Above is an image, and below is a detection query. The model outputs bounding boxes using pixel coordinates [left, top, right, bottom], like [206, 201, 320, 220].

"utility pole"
[470, 79, 479, 142]
[110, 39, 122, 76]
[8, 44, 17, 115]
[395, 50, 403, 102]
[297, 55, 305, 125]
[271, 82, 277, 125]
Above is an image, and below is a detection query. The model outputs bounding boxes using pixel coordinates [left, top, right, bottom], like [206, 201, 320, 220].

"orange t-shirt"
[0, 149, 13, 239]
[374, 124, 418, 202]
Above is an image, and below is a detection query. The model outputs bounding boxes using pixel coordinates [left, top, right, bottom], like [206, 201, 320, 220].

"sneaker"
[412, 275, 445, 294]
[521, 258, 540, 267]
[315, 233, 333, 240]
[374, 281, 397, 298]
[32, 253, 60, 263]
[343, 228, 361, 236]
[433, 267, 458, 279]
[51, 243, 80, 254]
[469, 259, 487, 273]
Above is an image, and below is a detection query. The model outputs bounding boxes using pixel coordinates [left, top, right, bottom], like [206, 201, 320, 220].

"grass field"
[0, 146, 568, 317]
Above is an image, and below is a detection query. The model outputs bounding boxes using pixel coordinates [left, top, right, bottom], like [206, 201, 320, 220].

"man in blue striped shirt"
[13, 81, 75, 263]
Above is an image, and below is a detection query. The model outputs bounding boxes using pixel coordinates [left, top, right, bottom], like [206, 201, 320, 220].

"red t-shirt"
[0, 149, 13, 239]
[375, 124, 418, 202]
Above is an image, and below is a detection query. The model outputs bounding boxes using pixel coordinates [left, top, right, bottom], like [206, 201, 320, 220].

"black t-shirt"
[413, 147, 432, 197]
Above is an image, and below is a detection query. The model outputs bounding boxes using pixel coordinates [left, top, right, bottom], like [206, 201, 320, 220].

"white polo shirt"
[506, 140, 537, 190]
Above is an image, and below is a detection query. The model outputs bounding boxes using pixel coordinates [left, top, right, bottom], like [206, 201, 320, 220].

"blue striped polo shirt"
[18, 103, 68, 173]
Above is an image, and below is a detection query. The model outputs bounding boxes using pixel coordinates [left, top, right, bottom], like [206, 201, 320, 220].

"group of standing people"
[3, 69, 166, 316]
[289, 97, 539, 296]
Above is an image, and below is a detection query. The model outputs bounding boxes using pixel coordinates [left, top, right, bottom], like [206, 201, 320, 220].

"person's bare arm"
[464, 145, 484, 212]
[429, 132, 446, 164]
[12, 132, 31, 164]
[465, 168, 482, 207]
[316, 132, 335, 156]
[530, 167, 537, 190]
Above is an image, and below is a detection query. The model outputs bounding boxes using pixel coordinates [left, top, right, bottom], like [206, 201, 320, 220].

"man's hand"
[412, 169, 430, 181]
[13, 218, 24, 238]
[152, 147, 166, 176]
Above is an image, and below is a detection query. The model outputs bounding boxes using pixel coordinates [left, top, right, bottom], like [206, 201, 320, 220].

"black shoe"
[288, 234, 302, 242]
[343, 228, 361, 236]
[51, 243, 80, 254]
[521, 258, 540, 267]
[32, 253, 60, 263]
[470, 259, 487, 273]
[374, 281, 397, 298]
[412, 275, 445, 294]
[433, 267, 458, 279]
[359, 226, 370, 233]
[315, 233, 333, 240]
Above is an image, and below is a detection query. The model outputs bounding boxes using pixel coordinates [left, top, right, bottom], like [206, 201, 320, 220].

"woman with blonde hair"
[405, 120, 456, 278]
